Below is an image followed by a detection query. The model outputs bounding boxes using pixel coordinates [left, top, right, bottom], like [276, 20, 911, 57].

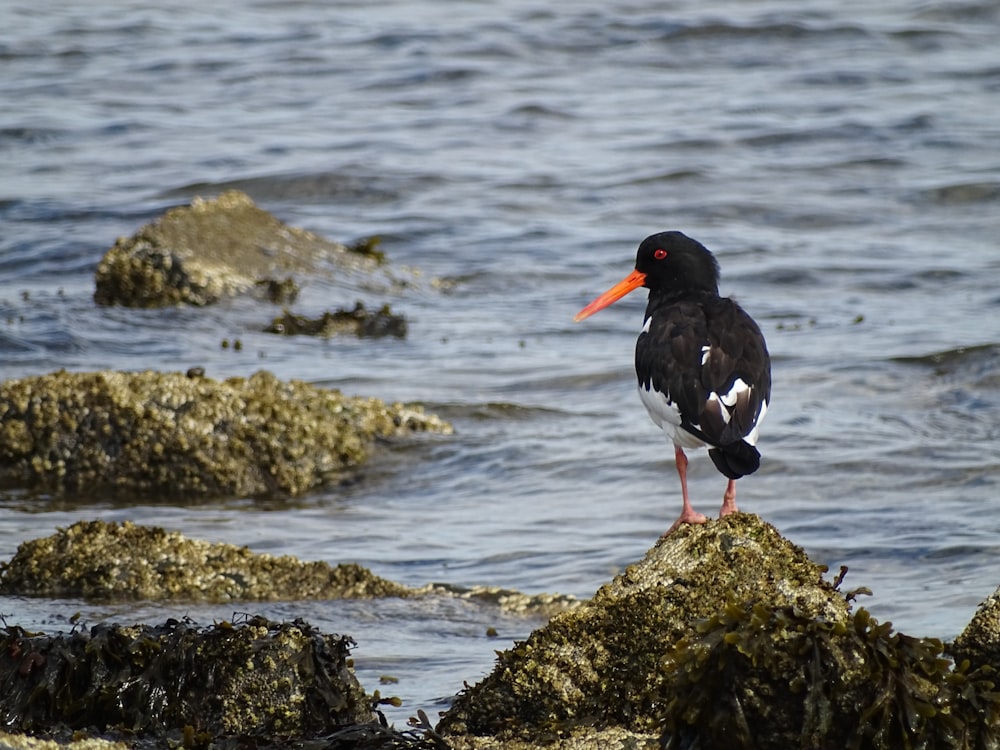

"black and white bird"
[575, 231, 771, 535]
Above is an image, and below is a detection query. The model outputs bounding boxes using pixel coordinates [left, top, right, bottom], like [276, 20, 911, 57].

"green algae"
[0, 369, 451, 501]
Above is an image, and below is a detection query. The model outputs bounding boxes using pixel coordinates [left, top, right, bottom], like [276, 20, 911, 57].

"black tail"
[708, 441, 761, 480]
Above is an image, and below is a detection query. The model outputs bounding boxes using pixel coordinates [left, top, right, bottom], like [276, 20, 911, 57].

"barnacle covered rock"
[0, 369, 451, 501]
[437, 513, 1000, 749]
[0, 732, 128, 750]
[0, 520, 412, 601]
[0, 616, 373, 741]
[93, 190, 386, 307]
[0, 521, 581, 619]
[952, 585, 1000, 669]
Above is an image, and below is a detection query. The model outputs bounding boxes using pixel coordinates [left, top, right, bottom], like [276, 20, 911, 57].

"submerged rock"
[0, 521, 580, 619]
[93, 190, 384, 308]
[266, 302, 408, 339]
[0, 616, 373, 742]
[0, 520, 411, 600]
[0, 369, 451, 501]
[437, 513, 1000, 750]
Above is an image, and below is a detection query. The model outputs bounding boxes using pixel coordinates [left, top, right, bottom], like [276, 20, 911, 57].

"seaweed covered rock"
[266, 302, 407, 339]
[0, 520, 411, 601]
[952, 585, 1000, 670]
[437, 514, 1000, 750]
[93, 190, 385, 307]
[0, 616, 372, 741]
[0, 369, 450, 501]
[0, 522, 581, 619]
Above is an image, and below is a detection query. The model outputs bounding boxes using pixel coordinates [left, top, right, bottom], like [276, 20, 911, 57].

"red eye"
[653, 248, 667, 260]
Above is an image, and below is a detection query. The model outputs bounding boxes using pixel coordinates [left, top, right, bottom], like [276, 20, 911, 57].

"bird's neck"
[644, 284, 719, 314]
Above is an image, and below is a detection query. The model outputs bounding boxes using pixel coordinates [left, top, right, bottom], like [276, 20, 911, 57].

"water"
[2, 0, 1000, 726]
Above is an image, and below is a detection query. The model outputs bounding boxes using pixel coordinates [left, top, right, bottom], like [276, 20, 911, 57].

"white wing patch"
[721, 377, 750, 407]
[705, 378, 768, 446]
[637, 384, 706, 450]
[700, 345, 712, 366]
[744, 398, 768, 446]
[640, 316, 652, 334]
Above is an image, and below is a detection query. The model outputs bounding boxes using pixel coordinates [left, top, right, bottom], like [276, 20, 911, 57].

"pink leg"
[664, 446, 708, 535]
[719, 478, 739, 517]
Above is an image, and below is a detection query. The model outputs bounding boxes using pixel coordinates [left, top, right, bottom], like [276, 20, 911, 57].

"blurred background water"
[1, 0, 999, 725]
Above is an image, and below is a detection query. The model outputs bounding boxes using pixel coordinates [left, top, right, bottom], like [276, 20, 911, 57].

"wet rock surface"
[0, 369, 451, 501]
[0, 616, 374, 743]
[93, 190, 384, 308]
[0, 520, 411, 601]
[437, 514, 1000, 750]
[0, 521, 579, 616]
[3, 516, 1000, 748]
[266, 302, 408, 339]
[952, 585, 1000, 672]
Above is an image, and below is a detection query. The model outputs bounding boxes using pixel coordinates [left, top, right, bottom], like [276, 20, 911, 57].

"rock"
[266, 302, 408, 339]
[0, 520, 411, 600]
[0, 616, 373, 742]
[0, 732, 128, 750]
[416, 582, 581, 619]
[0, 522, 581, 619]
[952, 585, 1000, 670]
[93, 190, 384, 308]
[437, 514, 1000, 750]
[0, 369, 451, 501]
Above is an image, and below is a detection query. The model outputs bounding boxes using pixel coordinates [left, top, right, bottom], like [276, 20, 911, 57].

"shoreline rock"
[266, 301, 408, 339]
[3, 516, 1000, 748]
[0, 521, 579, 616]
[0, 369, 451, 501]
[0, 616, 375, 743]
[0, 520, 411, 601]
[93, 190, 388, 308]
[437, 514, 1000, 749]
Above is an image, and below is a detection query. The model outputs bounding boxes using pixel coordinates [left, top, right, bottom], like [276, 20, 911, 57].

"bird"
[574, 231, 771, 535]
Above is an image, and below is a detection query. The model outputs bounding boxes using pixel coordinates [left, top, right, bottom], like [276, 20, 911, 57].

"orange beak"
[574, 269, 647, 322]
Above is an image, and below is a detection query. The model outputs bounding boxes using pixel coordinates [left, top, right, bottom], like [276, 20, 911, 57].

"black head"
[574, 230, 721, 322]
[635, 231, 720, 295]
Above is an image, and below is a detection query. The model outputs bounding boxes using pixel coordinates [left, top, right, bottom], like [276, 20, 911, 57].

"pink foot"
[663, 507, 709, 536]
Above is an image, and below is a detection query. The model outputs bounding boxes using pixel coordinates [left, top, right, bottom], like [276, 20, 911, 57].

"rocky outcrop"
[0, 617, 374, 742]
[93, 190, 386, 308]
[0, 369, 451, 501]
[0, 521, 580, 618]
[437, 514, 1000, 750]
[0, 520, 411, 601]
[5, 516, 1000, 749]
